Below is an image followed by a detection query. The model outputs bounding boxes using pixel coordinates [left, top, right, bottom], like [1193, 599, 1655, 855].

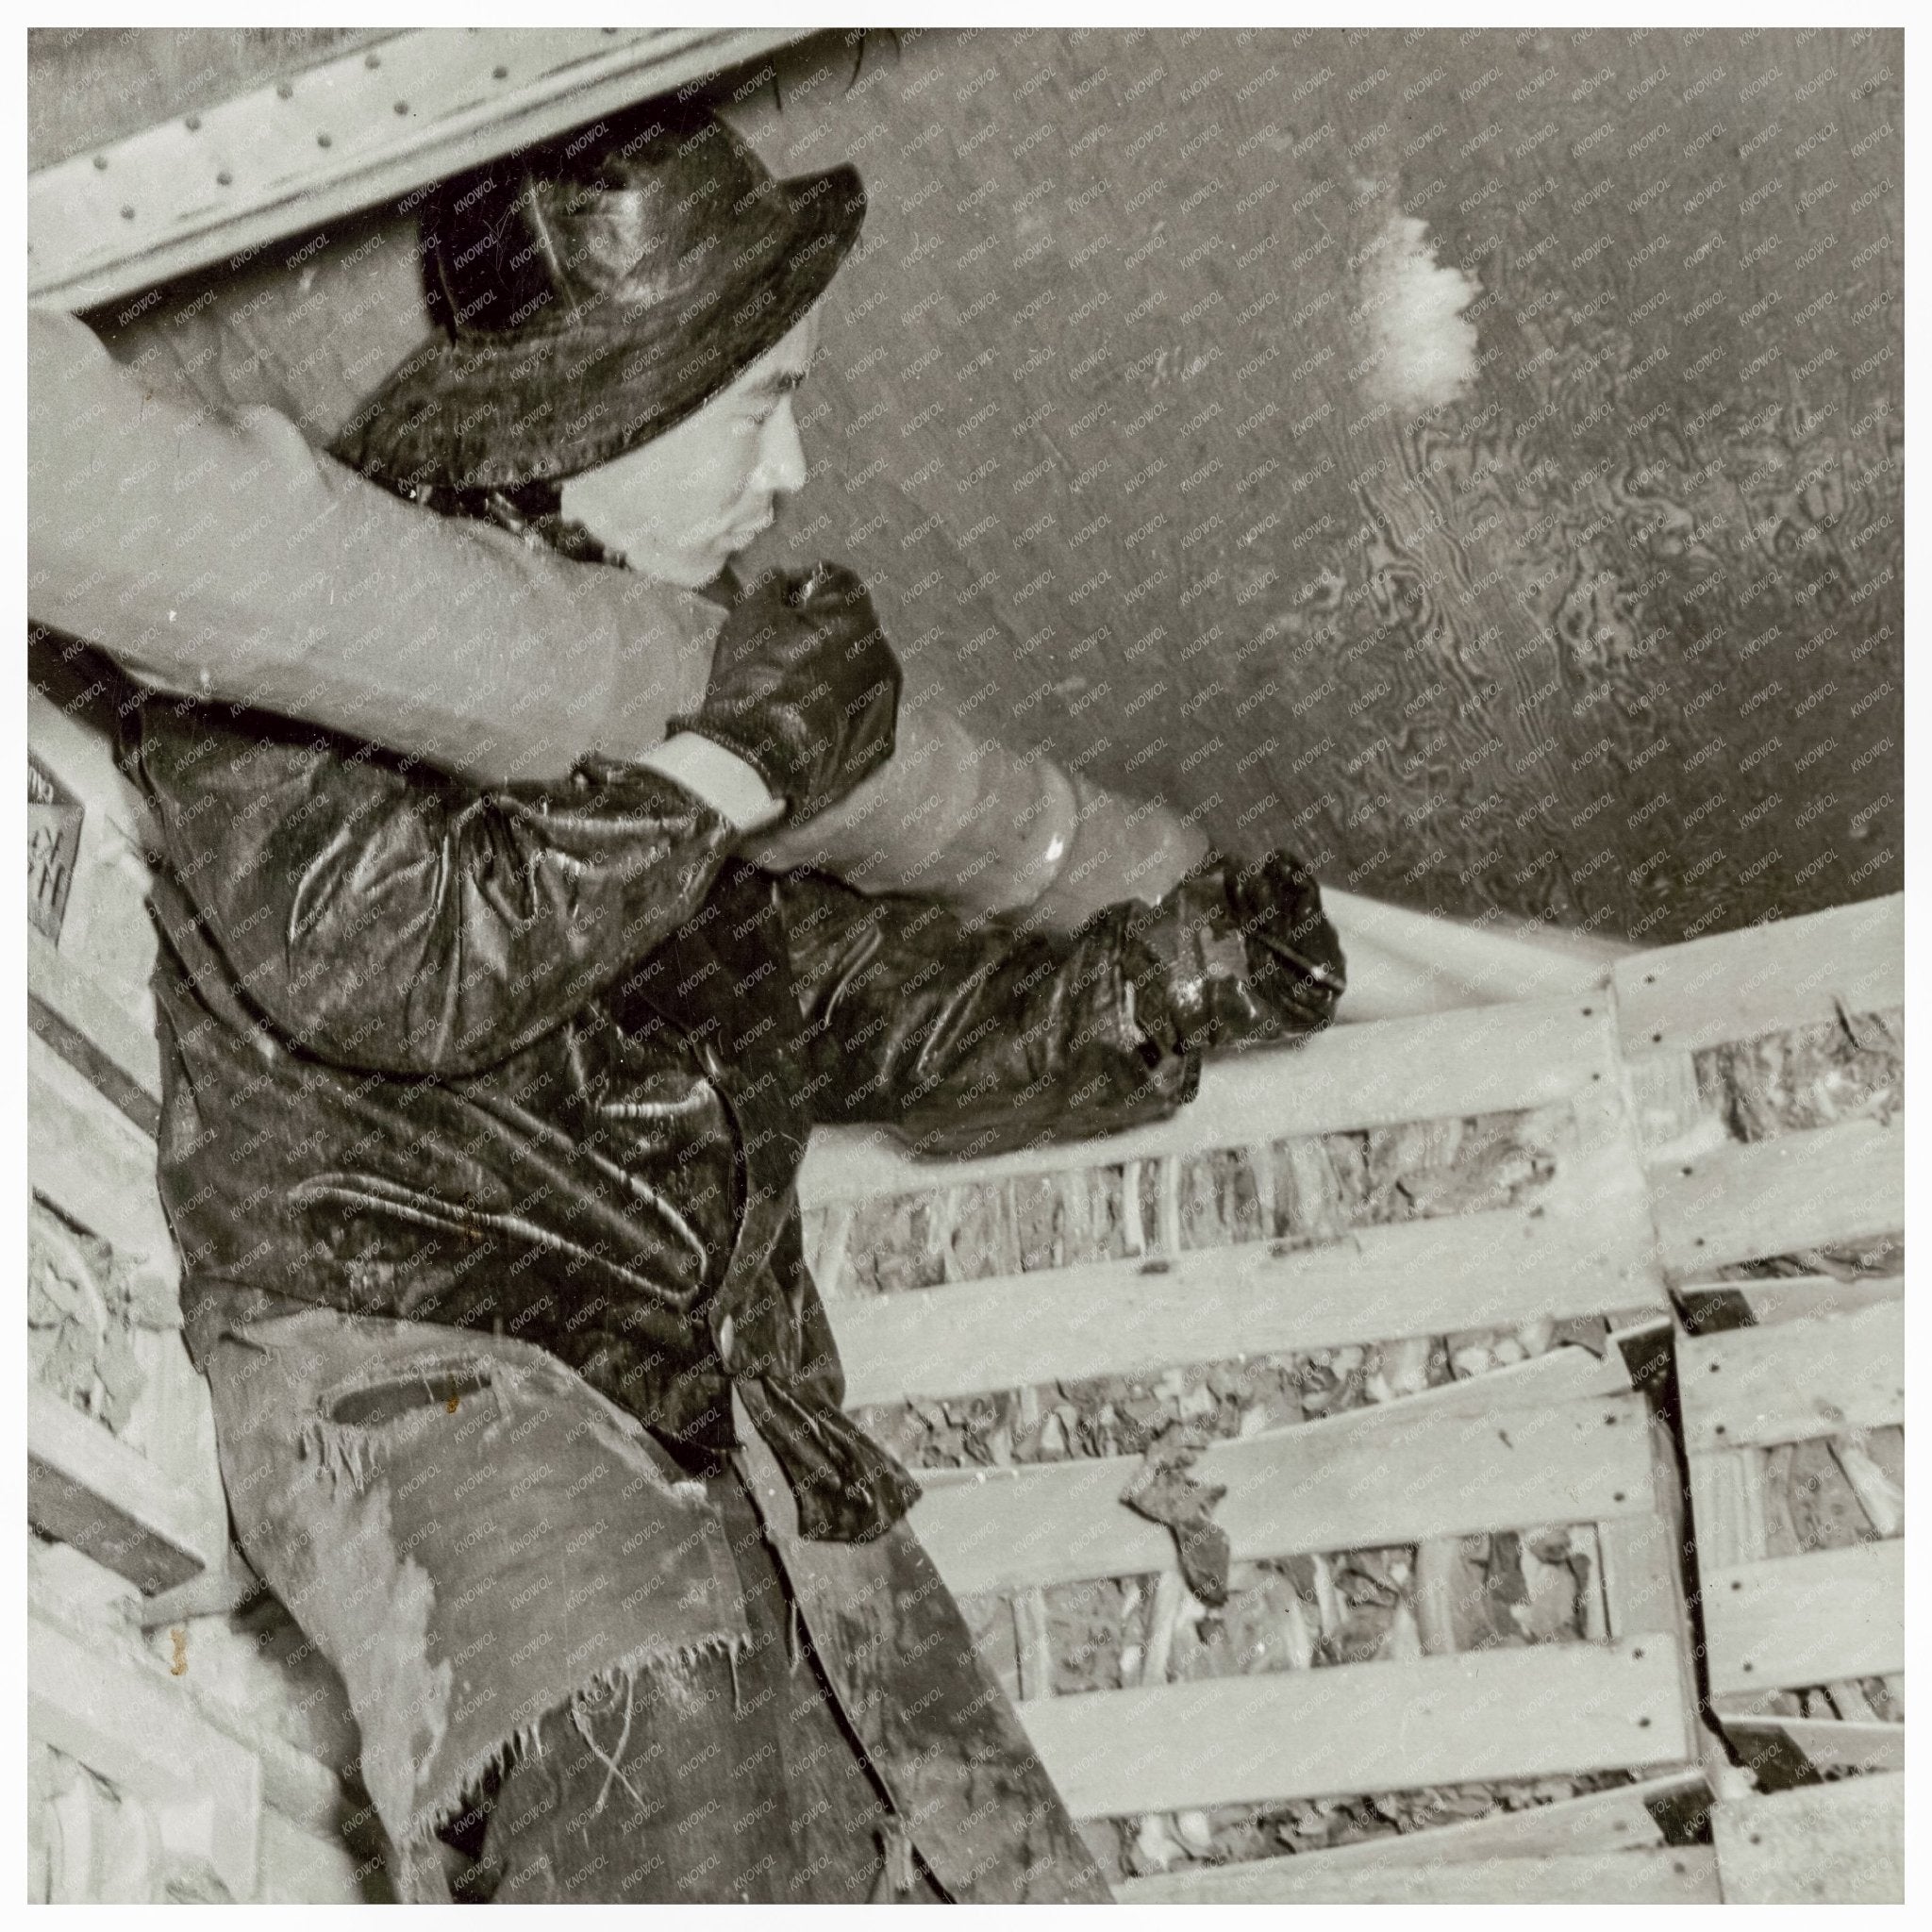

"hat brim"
[333, 165, 866, 491]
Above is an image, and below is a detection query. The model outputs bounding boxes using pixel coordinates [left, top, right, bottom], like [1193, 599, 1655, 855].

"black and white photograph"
[22, 12, 1907, 1907]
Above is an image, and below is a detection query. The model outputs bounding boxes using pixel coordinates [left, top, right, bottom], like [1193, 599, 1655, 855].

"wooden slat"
[27, 1386, 216, 1592]
[908, 1335, 1640, 1493]
[28, 924, 164, 1112]
[28, 1032, 178, 1282]
[28, 686, 162, 1012]
[1721, 1715, 1907, 1778]
[1020, 1637, 1686, 1818]
[1703, 1541, 1905, 1696]
[1117, 1846, 1721, 1906]
[834, 1155, 1657, 1407]
[1614, 894, 1903, 1056]
[799, 994, 1614, 1208]
[1711, 1773, 1905, 1905]
[1122, 1768, 1706, 1893]
[30, 27, 815, 308]
[916, 1395, 1654, 1598]
[1679, 1304, 1904, 1452]
[29, 1611, 263, 1901]
[1651, 1118, 1903, 1275]
[1730, 1273, 1905, 1324]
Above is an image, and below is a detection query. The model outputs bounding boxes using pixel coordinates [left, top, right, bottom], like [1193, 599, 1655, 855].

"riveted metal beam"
[30, 26, 813, 309]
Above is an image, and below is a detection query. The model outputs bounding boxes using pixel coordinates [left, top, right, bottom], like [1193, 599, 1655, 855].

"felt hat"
[332, 100, 865, 491]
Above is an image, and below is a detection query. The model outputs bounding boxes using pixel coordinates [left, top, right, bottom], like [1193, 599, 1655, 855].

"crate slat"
[1711, 1773, 1904, 1905]
[914, 1395, 1654, 1597]
[1679, 1303, 1904, 1452]
[1124, 1842, 1720, 1907]
[28, 1032, 179, 1280]
[1725, 1274, 1905, 1323]
[1703, 1541, 1905, 1696]
[833, 1160, 1657, 1407]
[28, 924, 164, 1115]
[29, 1610, 263, 1901]
[908, 1336, 1641, 1494]
[1614, 894, 1903, 1057]
[27, 1386, 218, 1593]
[1116, 1845, 1721, 1906]
[799, 995, 1613, 1208]
[1020, 1637, 1686, 1818]
[1650, 1116, 1903, 1275]
[1119, 1766, 1706, 1895]
[1721, 1714, 1906, 1777]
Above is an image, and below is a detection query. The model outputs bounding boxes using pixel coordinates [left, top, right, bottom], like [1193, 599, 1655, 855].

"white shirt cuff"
[633, 732, 786, 833]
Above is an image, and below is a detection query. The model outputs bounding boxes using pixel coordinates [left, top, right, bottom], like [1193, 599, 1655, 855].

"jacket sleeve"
[130, 693, 740, 1077]
[773, 865, 1204, 1161]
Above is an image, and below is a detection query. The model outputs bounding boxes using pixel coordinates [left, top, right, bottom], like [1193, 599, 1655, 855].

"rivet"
[1651, 1030, 1663, 1043]
[276, 81, 294, 100]
[317, 131, 333, 147]
[93, 153, 109, 170]
[1612, 1491, 1627, 1503]
[185, 114, 201, 131]
[216, 170, 233, 187]
[493, 64, 509, 80]
[120, 205, 136, 220]
[365, 50, 381, 68]
[394, 100, 409, 115]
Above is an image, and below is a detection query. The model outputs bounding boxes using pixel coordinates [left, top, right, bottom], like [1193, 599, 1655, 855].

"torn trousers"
[193, 1295, 1110, 1904]
[468, 1465, 945, 1903]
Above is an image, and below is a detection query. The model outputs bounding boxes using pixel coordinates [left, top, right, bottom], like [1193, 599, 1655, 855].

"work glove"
[668, 561, 900, 826]
[1124, 847, 1346, 1056]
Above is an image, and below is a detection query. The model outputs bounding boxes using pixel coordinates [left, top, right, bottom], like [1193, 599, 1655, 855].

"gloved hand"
[669, 562, 900, 825]
[1123, 848, 1346, 1056]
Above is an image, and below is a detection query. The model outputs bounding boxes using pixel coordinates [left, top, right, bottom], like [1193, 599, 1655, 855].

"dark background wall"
[719, 25, 1902, 944]
[42, 26, 1904, 946]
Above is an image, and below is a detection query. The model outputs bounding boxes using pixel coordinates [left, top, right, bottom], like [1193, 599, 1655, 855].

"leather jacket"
[125, 679, 1328, 1544]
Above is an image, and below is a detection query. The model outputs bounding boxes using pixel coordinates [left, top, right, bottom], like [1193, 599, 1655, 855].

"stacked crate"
[797, 977, 1716, 1903]
[26, 645, 1905, 1902]
[1611, 902, 1905, 1805]
[27, 669, 380, 1904]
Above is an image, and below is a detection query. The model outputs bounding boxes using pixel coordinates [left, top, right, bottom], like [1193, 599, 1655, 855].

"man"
[98, 104, 1348, 1902]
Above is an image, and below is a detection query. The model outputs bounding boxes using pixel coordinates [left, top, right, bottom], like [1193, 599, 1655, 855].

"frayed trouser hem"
[392, 1626, 758, 1865]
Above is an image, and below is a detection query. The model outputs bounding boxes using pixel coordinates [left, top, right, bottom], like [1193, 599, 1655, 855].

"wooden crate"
[797, 976, 1712, 1902]
[28, 654, 1907, 1902]
[1612, 896, 1906, 1805]
[27, 675, 378, 1904]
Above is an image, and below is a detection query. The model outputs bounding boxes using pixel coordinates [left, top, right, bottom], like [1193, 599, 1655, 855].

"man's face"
[559, 301, 821, 588]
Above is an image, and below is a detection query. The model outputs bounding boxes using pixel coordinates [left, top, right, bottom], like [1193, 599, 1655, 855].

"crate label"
[28, 754, 84, 944]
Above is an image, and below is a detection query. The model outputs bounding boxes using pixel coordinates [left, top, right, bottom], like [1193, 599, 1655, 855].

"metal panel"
[32, 27, 814, 308]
